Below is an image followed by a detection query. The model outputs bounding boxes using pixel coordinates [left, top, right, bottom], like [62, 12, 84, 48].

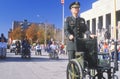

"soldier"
[64, 1, 96, 60]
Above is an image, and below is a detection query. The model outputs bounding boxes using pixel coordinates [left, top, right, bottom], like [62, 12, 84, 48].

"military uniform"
[64, 16, 90, 60]
[64, 1, 90, 60]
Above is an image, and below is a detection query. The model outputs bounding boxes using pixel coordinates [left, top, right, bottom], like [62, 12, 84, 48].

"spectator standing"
[35, 43, 41, 55]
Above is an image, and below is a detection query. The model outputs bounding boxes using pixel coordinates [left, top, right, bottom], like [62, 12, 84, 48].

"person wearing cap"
[64, 1, 96, 61]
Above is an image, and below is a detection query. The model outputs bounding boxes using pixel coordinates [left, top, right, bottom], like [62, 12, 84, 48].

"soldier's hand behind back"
[90, 34, 97, 39]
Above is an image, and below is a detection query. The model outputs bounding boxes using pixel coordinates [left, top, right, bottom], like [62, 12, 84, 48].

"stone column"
[118, 21, 120, 40]
[111, 12, 115, 39]
[96, 17, 99, 31]
[90, 19, 92, 33]
[103, 14, 106, 29]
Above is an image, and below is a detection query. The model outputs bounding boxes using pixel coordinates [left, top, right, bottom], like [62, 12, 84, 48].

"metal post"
[114, 41, 118, 71]
[113, 0, 119, 71]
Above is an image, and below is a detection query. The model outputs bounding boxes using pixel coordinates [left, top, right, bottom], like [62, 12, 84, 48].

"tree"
[10, 22, 62, 44]
[26, 24, 38, 43]
[11, 26, 23, 40]
[37, 29, 45, 44]
[46, 25, 55, 40]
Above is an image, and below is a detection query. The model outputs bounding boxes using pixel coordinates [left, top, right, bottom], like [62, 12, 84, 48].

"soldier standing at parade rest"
[64, 1, 96, 60]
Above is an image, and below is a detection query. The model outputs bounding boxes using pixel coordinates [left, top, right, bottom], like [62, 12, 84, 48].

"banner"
[61, 0, 64, 4]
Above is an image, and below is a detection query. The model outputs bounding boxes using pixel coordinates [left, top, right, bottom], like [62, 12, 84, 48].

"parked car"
[10, 44, 16, 53]
[0, 42, 7, 58]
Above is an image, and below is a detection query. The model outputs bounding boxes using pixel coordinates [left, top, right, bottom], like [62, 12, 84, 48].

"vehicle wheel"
[113, 75, 118, 79]
[28, 55, 31, 59]
[21, 55, 24, 58]
[10, 50, 12, 53]
[56, 56, 59, 59]
[15, 52, 17, 55]
[66, 59, 83, 79]
[3, 56, 6, 59]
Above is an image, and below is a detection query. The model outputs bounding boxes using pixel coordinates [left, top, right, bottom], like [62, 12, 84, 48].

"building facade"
[8, 20, 62, 44]
[81, 0, 120, 40]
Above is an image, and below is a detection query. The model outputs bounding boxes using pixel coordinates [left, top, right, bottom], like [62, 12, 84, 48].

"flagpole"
[62, 3, 64, 44]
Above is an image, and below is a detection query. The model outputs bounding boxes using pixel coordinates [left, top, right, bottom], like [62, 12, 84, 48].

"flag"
[61, 0, 64, 4]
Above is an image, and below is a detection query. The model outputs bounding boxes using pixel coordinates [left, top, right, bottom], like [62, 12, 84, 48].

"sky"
[0, 0, 97, 38]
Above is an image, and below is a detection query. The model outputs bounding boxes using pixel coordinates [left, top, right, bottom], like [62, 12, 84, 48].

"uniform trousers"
[68, 50, 75, 61]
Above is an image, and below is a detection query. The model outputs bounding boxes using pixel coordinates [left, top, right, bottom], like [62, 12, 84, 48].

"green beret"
[69, 1, 80, 9]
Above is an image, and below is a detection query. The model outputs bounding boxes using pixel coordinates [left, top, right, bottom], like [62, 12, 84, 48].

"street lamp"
[44, 23, 47, 46]
[37, 15, 47, 45]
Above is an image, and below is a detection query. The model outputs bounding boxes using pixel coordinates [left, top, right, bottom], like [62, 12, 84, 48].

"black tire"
[21, 56, 24, 58]
[21, 54, 24, 58]
[28, 55, 31, 59]
[113, 75, 118, 79]
[10, 50, 12, 53]
[107, 68, 112, 79]
[66, 59, 83, 79]
[3, 56, 6, 59]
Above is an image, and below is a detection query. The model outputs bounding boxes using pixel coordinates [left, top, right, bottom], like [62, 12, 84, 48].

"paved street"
[0, 50, 120, 79]
[0, 50, 68, 79]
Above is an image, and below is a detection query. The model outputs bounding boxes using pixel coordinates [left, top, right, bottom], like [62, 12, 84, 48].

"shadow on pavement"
[0, 56, 68, 63]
